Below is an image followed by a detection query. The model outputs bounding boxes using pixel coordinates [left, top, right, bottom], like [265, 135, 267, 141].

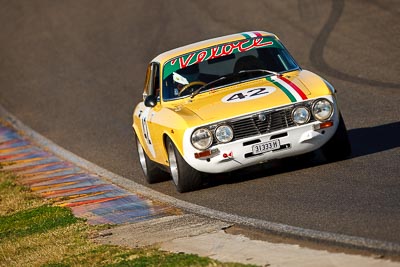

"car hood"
[173, 70, 333, 123]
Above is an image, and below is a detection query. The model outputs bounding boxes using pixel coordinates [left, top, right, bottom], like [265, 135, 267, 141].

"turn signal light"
[194, 150, 212, 159]
[314, 121, 334, 130]
[320, 121, 334, 129]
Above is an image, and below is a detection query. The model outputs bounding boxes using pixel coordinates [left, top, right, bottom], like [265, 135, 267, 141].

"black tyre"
[166, 138, 203, 193]
[321, 113, 352, 162]
[135, 134, 166, 183]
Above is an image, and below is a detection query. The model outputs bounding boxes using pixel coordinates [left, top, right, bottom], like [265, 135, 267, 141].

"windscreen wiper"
[190, 69, 279, 99]
[238, 69, 280, 76]
[190, 76, 228, 99]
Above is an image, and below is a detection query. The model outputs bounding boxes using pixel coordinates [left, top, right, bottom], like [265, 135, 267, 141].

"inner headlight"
[312, 99, 333, 121]
[292, 106, 310, 125]
[215, 125, 234, 143]
[191, 128, 213, 150]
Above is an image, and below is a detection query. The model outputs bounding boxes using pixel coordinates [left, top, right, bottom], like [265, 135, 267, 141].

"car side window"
[143, 64, 151, 100]
[143, 62, 160, 97]
[151, 63, 160, 99]
[143, 63, 161, 101]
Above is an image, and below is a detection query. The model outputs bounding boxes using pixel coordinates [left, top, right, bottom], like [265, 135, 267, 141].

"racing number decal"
[138, 107, 156, 158]
[222, 87, 276, 103]
[226, 88, 268, 101]
[141, 115, 151, 144]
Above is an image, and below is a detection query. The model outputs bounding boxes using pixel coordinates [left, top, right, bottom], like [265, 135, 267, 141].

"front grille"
[230, 117, 259, 138]
[203, 101, 317, 146]
[255, 109, 295, 134]
[230, 108, 295, 141]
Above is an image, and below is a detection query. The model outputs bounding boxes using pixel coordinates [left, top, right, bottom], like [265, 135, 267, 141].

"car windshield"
[162, 36, 299, 101]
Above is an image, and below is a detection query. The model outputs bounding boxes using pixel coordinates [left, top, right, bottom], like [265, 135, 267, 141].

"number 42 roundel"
[222, 87, 276, 103]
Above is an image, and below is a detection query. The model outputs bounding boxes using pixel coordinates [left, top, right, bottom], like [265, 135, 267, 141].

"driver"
[172, 72, 189, 96]
[172, 63, 201, 96]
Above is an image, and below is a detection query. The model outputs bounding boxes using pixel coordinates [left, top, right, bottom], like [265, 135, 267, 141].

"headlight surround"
[215, 124, 234, 143]
[191, 128, 213, 150]
[312, 99, 333, 121]
[292, 106, 311, 125]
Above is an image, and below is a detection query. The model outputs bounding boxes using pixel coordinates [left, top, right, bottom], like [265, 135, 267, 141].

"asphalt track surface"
[1, 0, 399, 248]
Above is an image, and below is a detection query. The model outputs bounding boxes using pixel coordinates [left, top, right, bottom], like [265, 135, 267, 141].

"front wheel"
[166, 138, 203, 193]
[321, 113, 352, 162]
[135, 134, 166, 183]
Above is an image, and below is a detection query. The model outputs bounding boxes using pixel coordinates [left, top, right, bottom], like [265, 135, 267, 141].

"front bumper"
[183, 112, 339, 174]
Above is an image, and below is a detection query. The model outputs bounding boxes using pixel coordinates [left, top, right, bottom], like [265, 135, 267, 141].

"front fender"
[132, 102, 203, 166]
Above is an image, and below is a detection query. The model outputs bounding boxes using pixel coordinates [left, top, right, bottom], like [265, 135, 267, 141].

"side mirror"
[144, 95, 157, 107]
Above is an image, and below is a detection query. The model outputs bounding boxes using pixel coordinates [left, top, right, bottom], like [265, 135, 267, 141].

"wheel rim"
[137, 139, 148, 176]
[168, 142, 179, 186]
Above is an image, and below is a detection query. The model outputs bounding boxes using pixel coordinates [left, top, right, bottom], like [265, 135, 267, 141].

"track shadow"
[347, 121, 400, 158]
[204, 121, 400, 189]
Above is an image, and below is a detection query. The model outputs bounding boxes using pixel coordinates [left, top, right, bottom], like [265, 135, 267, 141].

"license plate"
[252, 139, 280, 155]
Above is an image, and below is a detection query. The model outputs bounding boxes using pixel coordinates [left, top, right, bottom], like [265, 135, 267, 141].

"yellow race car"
[132, 31, 351, 192]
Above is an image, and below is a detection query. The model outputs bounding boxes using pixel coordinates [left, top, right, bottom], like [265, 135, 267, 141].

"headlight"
[191, 128, 213, 150]
[292, 106, 310, 125]
[312, 99, 333, 121]
[215, 125, 234, 143]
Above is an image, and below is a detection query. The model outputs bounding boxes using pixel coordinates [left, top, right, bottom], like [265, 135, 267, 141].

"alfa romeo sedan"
[132, 31, 351, 192]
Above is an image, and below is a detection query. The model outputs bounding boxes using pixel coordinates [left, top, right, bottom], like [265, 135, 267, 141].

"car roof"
[151, 31, 278, 66]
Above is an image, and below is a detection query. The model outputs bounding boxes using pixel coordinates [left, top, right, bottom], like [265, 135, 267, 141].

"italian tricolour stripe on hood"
[266, 75, 308, 103]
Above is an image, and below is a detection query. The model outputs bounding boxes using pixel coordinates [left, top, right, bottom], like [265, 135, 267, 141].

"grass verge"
[0, 170, 254, 267]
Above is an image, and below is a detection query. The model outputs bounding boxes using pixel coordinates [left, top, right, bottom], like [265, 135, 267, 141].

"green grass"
[0, 169, 255, 267]
[43, 246, 218, 267]
[0, 205, 78, 239]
